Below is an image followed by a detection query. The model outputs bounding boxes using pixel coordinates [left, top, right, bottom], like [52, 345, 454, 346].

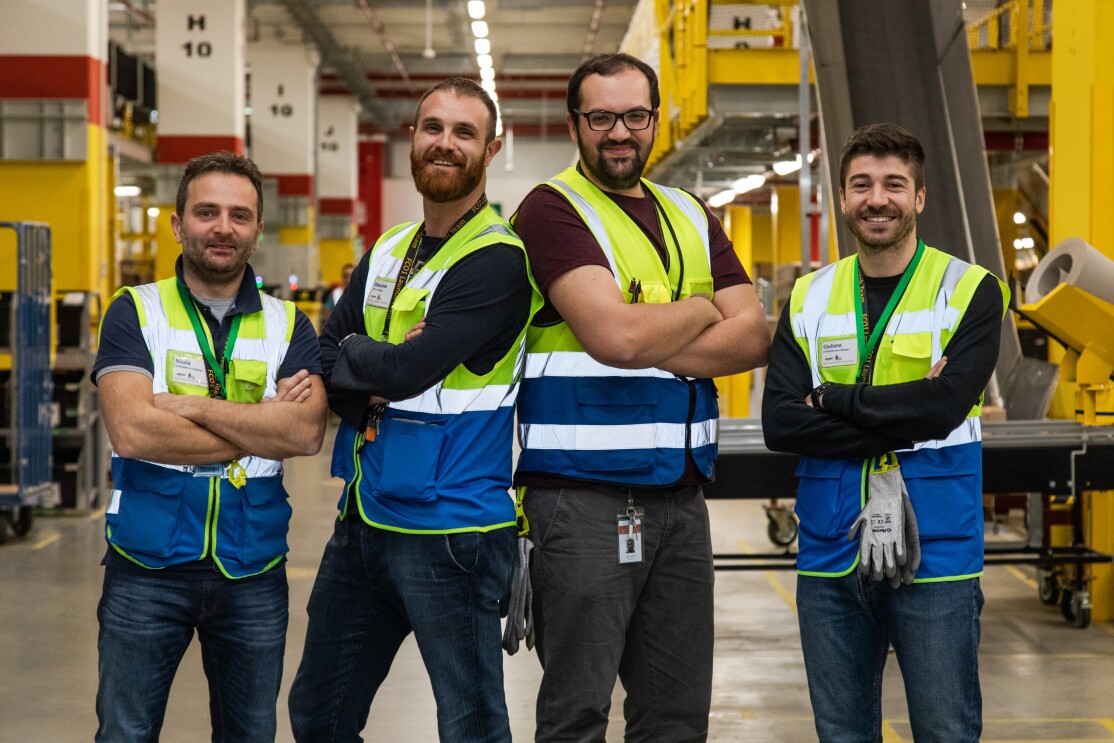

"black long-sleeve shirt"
[762, 270, 1003, 460]
[319, 235, 533, 428]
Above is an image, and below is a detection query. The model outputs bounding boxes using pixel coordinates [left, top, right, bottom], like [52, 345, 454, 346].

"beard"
[180, 233, 256, 284]
[843, 204, 917, 253]
[578, 135, 652, 192]
[411, 147, 486, 203]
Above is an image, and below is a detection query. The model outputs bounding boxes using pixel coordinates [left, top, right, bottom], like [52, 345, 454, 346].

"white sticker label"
[171, 355, 208, 387]
[107, 489, 122, 515]
[366, 277, 393, 309]
[821, 339, 858, 368]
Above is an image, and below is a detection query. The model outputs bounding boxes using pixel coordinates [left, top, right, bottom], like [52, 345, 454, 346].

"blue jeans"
[796, 573, 984, 743]
[288, 517, 516, 743]
[524, 485, 715, 743]
[95, 565, 288, 743]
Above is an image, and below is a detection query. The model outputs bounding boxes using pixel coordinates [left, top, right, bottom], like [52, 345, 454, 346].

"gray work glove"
[847, 459, 908, 584]
[896, 484, 921, 588]
[502, 537, 535, 655]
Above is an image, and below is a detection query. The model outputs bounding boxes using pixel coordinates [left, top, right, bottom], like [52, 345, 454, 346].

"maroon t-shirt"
[513, 180, 751, 489]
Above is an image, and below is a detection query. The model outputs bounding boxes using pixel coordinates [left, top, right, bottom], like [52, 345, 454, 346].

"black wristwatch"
[810, 382, 833, 409]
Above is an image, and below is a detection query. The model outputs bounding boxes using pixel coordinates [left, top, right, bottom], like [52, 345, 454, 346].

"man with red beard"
[288, 78, 540, 742]
[762, 123, 1007, 742]
[510, 54, 769, 741]
[93, 151, 327, 742]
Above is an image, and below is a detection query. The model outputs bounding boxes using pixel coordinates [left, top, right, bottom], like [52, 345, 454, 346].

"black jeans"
[524, 485, 715, 743]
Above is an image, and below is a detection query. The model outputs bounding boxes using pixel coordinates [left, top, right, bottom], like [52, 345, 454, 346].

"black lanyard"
[380, 195, 488, 340]
[853, 240, 925, 383]
[645, 188, 685, 301]
[176, 280, 242, 399]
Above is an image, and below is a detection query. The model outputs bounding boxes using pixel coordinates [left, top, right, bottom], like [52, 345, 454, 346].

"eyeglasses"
[573, 108, 656, 132]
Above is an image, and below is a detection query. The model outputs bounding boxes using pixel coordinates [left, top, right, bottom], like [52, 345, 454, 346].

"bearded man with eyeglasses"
[509, 53, 770, 742]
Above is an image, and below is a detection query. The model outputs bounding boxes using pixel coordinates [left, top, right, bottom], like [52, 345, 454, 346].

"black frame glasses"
[573, 108, 656, 132]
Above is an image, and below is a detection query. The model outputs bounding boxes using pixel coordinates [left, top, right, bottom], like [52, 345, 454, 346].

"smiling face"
[839, 154, 925, 254]
[568, 67, 658, 196]
[409, 89, 500, 204]
[171, 171, 263, 292]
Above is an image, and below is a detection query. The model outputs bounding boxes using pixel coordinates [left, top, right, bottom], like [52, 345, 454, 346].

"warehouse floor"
[2, 430, 1114, 742]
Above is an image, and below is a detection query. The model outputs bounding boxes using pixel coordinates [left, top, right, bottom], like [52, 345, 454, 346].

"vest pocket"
[572, 378, 655, 473]
[386, 287, 429, 344]
[376, 416, 444, 501]
[888, 333, 932, 381]
[900, 454, 980, 539]
[239, 477, 291, 564]
[111, 465, 188, 558]
[794, 457, 850, 539]
[226, 359, 268, 403]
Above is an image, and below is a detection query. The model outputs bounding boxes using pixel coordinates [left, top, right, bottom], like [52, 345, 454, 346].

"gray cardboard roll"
[1025, 238, 1114, 305]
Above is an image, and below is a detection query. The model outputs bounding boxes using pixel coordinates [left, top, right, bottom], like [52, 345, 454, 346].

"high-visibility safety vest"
[104, 277, 297, 579]
[514, 166, 719, 486]
[330, 205, 542, 533]
[789, 243, 1008, 581]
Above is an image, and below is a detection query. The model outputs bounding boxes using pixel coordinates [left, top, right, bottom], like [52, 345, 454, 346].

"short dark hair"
[176, 151, 264, 221]
[567, 53, 660, 115]
[414, 77, 498, 143]
[838, 123, 926, 192]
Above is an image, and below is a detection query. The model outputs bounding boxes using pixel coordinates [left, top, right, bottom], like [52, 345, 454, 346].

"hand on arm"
[100, 371, 243, 465]
[153, 372, 327, 460]
[655, 283, 770, 378]
[548, 265, 722, 369]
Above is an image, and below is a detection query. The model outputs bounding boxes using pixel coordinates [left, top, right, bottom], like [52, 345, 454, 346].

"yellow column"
[1050, 0, 1114, 622]
[716, 205, 754, 418]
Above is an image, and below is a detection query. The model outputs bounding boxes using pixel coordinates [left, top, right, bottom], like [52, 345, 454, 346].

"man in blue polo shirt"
[93, 151, 327, 742]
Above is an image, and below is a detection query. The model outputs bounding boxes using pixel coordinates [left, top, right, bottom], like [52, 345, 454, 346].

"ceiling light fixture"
[468, 1, 486, 20]
[477, 54, 493, 69]
[474, 38, 490, 55]
[708, 190, 737, 208]
[772, 156, 802, 176]
[480, 67, 495, 81]
[471, 20, 488, 38]
[732, 174, 767, 193]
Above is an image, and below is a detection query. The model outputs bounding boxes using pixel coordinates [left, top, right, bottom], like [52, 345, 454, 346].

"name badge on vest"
[171, 355, 208, 387]
[366, 277, 394, 309]
[820, 339, 857, 369]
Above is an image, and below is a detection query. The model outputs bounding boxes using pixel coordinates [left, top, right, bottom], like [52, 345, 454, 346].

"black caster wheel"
[1061, 589, 1092, 629]
[765, 508, 799, 547]
[10, 507, 32, 537]
[1037, 569, 1060, 606]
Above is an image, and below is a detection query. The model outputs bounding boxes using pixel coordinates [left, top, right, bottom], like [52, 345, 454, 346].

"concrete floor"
[2, 434, 1114, 742]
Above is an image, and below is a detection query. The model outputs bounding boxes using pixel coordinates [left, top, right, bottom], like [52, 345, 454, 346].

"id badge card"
[192, 462, 225, 478]
[617, 507, 644, 564]
[366, 277, 393, 309]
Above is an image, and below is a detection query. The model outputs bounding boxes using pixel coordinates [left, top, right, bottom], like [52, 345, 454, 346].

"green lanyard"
[853, 240, 924, 382]
[176, 280, 242, 399]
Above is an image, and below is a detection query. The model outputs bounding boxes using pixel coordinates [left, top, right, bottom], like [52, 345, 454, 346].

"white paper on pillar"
[0, 0, 107, 59]
[156, 0, 246, 139]
[249, 42, 317, 177]
[318, 95, 359, 200]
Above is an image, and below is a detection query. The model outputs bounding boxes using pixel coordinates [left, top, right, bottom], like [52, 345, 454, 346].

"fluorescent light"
[480, 67, 495, 81]
[772, 156, 802, 176]
[477, 54, 493, 69]
[708, 189, 736, 208]
[147, 207, 159, 218]
[489, 91, 498, 102]
[1022, 237, 1035, 249]
[732, 174, 766, 193]
[1013, 238, 1023, 249]
[1013, 211, 1027, 224]
[114, 185, 141, 197]
[474, 38, 490, 55]
[467, 0, 485, 19]
[496, 119, 503, 137]
[481, 79, 496, 93]
[471, 20, 488, 38]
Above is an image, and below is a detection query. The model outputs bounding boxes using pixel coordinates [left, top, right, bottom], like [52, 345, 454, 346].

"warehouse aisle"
[2, 428, 1114, 742]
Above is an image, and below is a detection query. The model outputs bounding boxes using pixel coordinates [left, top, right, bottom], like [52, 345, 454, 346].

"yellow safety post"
[716, 205, 754, 417]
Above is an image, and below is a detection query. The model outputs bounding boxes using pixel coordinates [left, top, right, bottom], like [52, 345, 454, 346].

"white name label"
[171, 355, 209, 386]
[366, 277, 393, 309]
[821, 339, 857, 368]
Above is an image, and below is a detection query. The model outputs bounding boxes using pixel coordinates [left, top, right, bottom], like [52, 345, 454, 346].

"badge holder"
[617, 505, 644, 564]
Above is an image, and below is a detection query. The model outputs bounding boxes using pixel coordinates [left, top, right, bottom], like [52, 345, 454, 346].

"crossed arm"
[548, 265, 770, 376]
[100, 369, 327, 465]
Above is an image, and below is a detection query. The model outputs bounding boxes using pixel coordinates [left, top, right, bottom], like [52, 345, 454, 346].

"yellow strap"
[515, 486, 530, 536]
[870, 451, 900, 474]
[226, 460, 247, 489]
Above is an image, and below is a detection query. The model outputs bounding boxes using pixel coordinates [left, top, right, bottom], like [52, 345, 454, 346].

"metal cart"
[0, 222, 53, 541]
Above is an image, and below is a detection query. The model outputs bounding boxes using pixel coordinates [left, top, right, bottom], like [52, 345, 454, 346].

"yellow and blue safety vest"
[105, 277, 296, 579]
[515, 166, 719, 486]
[789, 243, 1008, 580]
